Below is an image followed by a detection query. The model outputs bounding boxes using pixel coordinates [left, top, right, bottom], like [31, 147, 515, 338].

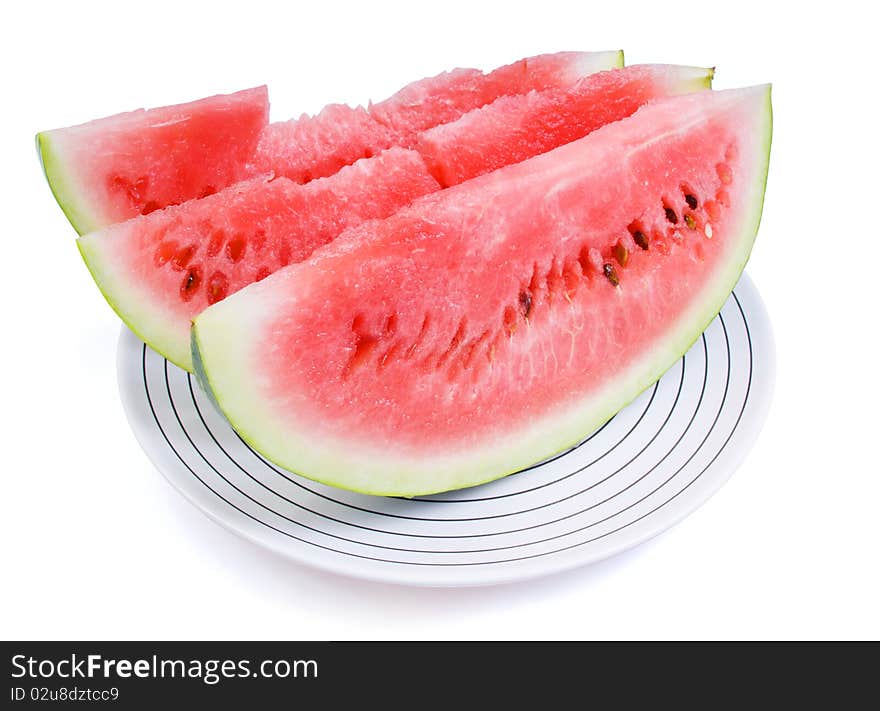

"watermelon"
[76, 63, 701, 372]
[37, 87, 269, 234]
[368, 51, 624, 142]
[417, 64, 713, 186]
[252, 51, 623, 183]
[40, 52, 620, 234]
[192, 86, 772, 497]
[78, 148, 439, 370]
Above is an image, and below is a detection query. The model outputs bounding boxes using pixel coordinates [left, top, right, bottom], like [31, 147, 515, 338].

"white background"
[2, 1, 877, 640]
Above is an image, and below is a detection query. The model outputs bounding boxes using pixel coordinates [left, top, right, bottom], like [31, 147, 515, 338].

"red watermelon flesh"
[38, 87, 269, 234]
[250, 104, 397, 184]
[192, 86, 772, 496]
[418, 64, 713, 186]
[254, 51, 622, 183]
[76, 62, 693, 374]
[78, 148, 439, 370]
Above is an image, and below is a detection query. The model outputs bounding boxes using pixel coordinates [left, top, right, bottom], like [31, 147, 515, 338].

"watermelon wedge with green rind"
[417, 64, 713, 186]
[78, 148, 439, 371]
[192, 86, 772, 497]
[76, 63, 701, 373]
[37, 87, 269, 234]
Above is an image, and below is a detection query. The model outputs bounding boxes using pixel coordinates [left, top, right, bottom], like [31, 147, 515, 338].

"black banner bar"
[3, 641, 876, 707]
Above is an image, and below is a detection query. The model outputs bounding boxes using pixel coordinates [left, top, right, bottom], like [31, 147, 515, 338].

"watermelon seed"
[179, 266, 202, 301]
[519, 290, 533, 318]
[664, 206, 678, 224]
[435, 320, 468, 368]
[154, 241, 177, 267]
[383, 313, 398, 336]
[603, 263, 620, 287]
[684, 214, 696, 230]
[546, 260, 563, 302]
[562, 258, 581, 301]
[684, 194, 699, 210]
[406, 315, 431, 358]
[725, 143, 738, 162]
[346, 334, 379, 375]
[206, 271, 229, 305]
[612, 242, 629, 267]
[226, 234, 247, 262]
[171, 245, 196, 271]
[378, 342, 401, 369]
[633, 231, 649, 250]
[704, 223, 713, 239]
[577, 246, 593, 276]
[207, 229, 225, 257]
[503, 305, 518, 337]
[704, 200, 721, 222]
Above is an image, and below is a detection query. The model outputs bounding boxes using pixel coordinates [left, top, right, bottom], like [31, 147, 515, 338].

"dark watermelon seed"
[633, 230, 649, 250]
[685, 194, 699, 210]
[613, 242, 629, 267]
[603, 263, 620, 287]
[519, 290, 533, 318]
[664, 206, 678, 224]
[684, 214, 696, 230]
[180, 266, 202, 301]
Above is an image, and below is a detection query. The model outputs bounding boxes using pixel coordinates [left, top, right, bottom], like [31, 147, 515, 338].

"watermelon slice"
[77, 64, 702, 372]
[78, 148, 439, 370]
[192, 86, 772, 497]
[252, 51, 623, 183]
[37, 87, 269, 234]
[417, 64, 713, 186]
[369, 51, 624, 143]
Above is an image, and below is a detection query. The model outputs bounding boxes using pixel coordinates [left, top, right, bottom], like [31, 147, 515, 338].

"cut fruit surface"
[193, 86, 772, 497]
[369, 50, 624, 143]
[251, 104, 397, 184]
[79, 148, 439, 370]
[38, 87, 269, 234]
[253, 51, 622, 183]
[417, 64, 713, 186]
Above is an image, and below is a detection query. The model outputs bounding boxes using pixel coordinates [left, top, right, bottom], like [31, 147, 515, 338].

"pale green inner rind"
[78, 233, 194, 371]
[37, 131, 102, 235]
[194, 87, 772, 498]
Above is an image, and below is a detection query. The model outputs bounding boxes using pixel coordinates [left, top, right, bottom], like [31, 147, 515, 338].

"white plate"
[118, 273, 774, 587]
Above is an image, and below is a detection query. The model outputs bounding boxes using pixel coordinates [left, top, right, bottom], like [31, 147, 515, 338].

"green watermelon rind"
[78, 233, 194, 371]
[37, 131, 100, 236]
[192, 87, 772, 498]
